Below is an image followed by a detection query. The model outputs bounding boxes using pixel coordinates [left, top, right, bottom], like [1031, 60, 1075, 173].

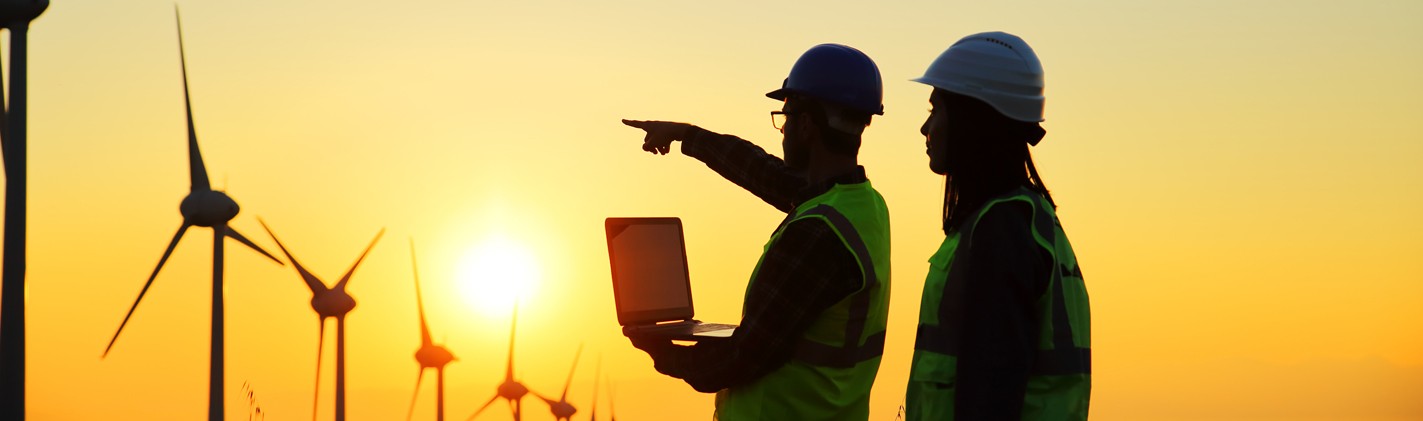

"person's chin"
[929, 161, 948, 175]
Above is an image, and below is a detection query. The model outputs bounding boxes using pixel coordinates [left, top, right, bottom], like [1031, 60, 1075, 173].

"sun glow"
[457, 235, 541, 317]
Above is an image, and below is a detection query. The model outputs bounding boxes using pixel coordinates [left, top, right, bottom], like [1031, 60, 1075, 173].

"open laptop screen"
[606, 218, 695, 325]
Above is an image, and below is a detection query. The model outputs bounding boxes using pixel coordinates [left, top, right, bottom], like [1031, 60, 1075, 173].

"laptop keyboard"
[690, 323, 736, 333]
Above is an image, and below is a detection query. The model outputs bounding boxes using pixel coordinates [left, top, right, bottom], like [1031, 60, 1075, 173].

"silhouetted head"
[179, 190, 239, 227]
[915, 31, 1056, 233]
[777, 95, 873, 171]
[921, 88, 1052, 233]
[768, 43, 881, 170]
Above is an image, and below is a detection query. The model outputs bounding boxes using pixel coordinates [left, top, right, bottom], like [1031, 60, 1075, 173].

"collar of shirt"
[792, 166, 869, 207]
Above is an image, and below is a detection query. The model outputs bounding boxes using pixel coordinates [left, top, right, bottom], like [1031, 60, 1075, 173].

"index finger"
[621, 119, 647, 129]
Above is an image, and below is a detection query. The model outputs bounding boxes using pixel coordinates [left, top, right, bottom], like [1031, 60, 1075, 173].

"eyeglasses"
[770, 110, 803, 131]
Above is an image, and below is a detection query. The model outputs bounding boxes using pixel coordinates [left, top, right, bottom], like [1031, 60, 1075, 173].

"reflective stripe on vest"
[791, 204, 884, 368]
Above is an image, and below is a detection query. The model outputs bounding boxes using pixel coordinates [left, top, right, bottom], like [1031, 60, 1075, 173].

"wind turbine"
[468, 304, 530, 421]
[0, 0, 47, 417]
[533, 344, 584, 421]
[259, 219, 383, 421]
[407, 239, 457, 421]
[587, 357, 604, 421]
[103, 9, 284, 421]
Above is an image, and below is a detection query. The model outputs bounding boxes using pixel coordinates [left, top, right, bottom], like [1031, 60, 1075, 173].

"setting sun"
[456, 234, 541, 317]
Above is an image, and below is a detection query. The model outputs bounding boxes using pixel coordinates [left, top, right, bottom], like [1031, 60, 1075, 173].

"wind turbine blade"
[259, 218, 327, 294]
[506, 302, 518, 380]
[226, 226, 282, 265]
[335, 228, 385, 290]
[608, 379, 617, 421]
[467, 395, 498, 421]
[406, 368, 426, 421]
[560, 343, 584, 401]
[590, 356, 601, 421]
[174, 7, 209, 192]
[530, 390, 557, 406]
[313, 320, 325, 421]
[410, 239, 431, 345]
[104, 223, 191, 357]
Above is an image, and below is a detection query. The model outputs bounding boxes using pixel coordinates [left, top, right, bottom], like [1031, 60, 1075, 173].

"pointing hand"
[622, 119, 693, 155]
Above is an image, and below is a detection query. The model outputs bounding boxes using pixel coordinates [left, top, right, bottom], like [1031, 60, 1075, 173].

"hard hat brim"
[766, 88, 790, 101]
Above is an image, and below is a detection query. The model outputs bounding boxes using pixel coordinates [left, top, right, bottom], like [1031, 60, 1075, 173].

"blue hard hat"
[766, 44, 884, 116]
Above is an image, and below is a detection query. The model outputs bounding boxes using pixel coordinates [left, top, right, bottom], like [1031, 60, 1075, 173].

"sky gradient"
[8, 0, 1423, 419]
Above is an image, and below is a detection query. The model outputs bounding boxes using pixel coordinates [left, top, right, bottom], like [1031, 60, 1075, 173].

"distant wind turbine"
[608, 376, 619, 421]
[102, 9, 284, 421]
[407, 239, 457, 421]
[533, 344, 584, 421]
[468, 304, 531, 421]
[260, 219, 383, 421]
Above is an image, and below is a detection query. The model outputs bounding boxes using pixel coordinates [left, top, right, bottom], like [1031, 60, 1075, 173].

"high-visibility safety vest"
[715, 181, 892, 421]
[906, 187, 1090, 420]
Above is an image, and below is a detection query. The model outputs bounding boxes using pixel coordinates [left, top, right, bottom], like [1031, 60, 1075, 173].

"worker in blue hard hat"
[621, 43, 892, 420]
[904, 31, 1092, 420]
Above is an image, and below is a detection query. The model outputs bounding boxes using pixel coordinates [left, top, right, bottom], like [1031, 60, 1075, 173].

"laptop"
[605, 217, 737, 341]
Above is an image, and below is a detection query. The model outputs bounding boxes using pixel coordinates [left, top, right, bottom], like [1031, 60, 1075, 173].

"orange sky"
[7, 0, 1423, 420]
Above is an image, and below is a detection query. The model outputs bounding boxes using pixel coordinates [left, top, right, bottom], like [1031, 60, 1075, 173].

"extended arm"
[622, 119, 805, 213]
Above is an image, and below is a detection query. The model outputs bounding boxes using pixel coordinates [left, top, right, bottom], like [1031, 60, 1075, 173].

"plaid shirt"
[639, 126, 866, 393]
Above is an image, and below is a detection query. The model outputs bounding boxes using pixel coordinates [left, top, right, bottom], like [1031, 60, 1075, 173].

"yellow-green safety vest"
[715, 181, 892, 421]
[906, 187, 1091, 420]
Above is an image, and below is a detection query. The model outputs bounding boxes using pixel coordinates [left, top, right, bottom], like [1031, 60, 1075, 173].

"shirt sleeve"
[953, 202, 1052, 420]
[680, 126, 806, 213]
[643, 218, 862, 393]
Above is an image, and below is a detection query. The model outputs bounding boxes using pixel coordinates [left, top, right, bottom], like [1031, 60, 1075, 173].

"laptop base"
[623, 320, 737, 341]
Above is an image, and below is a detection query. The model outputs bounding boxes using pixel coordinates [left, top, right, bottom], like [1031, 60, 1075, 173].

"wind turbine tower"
[0, 0, 48, 417]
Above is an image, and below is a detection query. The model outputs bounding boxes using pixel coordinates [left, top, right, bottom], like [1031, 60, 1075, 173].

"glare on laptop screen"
[609, 223, 692, 313]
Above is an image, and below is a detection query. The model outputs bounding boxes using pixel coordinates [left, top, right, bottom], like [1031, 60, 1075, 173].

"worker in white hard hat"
[621, 44, 892, 420]
[905, 32, 1092, 420]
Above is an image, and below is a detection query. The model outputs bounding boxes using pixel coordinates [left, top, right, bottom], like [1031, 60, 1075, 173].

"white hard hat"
[913, 31, 1045, 122]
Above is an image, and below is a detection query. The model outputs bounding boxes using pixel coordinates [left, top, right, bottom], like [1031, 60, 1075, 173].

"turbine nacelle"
[179, 190, 239, 227]
[498, 379, 528, 400]
[0, 0, 48, 23]
[415, 344, 455, 368]
[311, 289, 356, 318]
[550, 402, 576, 419]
